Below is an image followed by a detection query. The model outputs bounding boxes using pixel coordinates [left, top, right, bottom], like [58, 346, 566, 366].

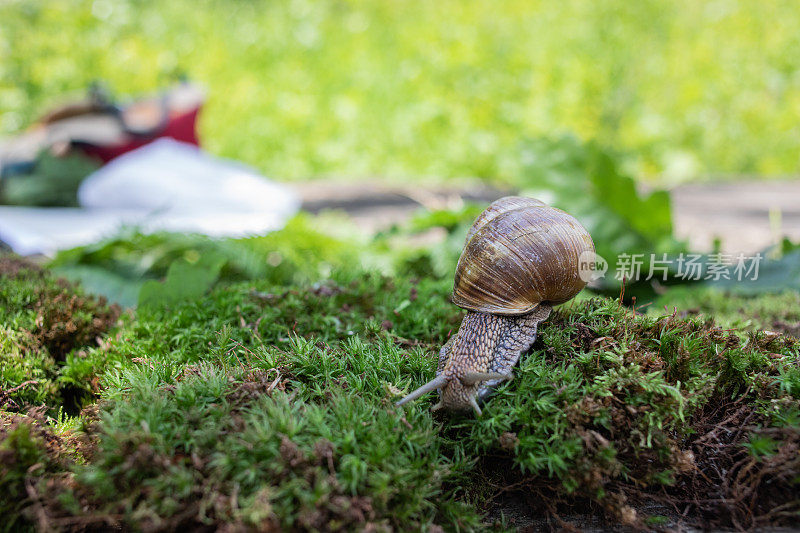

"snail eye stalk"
[395, 375, 448, 406]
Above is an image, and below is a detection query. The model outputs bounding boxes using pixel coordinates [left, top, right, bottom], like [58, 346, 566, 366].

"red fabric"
[77, 107, 201, 163]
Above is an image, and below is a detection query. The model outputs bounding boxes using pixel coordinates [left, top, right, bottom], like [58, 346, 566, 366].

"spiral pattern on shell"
[452, 196, 594, 315]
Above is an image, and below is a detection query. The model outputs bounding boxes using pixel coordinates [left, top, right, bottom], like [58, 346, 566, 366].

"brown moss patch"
[0, 407, 78, 531]
[31, 289, 120, 362]
[0, 254, 44, 278]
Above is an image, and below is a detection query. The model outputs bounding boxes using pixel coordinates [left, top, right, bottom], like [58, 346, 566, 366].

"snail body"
[396, 197, 594, 415]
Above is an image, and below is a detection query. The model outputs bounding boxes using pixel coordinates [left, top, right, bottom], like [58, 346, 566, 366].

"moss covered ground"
[2, 247, 799, 532]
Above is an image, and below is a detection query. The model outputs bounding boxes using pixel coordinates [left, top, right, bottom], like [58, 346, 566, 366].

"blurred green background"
[2, 0, 799, 184]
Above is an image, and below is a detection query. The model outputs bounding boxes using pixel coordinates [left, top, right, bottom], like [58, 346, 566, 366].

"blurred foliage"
[408, 203, 485, 234]
[28, 132, 800, 309]
[49, 215, 367, 307]
[2, 0, 799, 182]
[374, 135, 692, 290]
[517, 136, 684, 271]
[372, 203, 483, 281]
[707, 239, 800, 295]
[48, 203, 800, 311]
[0, 151, 100, 207]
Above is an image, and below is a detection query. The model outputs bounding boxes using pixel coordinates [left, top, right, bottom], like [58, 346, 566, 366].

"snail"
[396, 196, 594, 415]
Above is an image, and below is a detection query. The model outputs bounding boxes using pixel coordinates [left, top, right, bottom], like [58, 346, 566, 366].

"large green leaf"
[519, 136, 675, 248]
[708, 240, 800, 295]
[1, 151, 100, 207]
[138, 253, 226, 310]
[51, 264, 145, 308]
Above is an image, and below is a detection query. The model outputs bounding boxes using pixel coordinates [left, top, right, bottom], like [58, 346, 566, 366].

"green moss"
[72, 366, 478, 530]
[2, 263, 799, 529]
[654, 287, 800, 338]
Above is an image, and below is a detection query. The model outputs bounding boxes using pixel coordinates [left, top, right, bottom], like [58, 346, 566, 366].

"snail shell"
[452, 196, 594, 315]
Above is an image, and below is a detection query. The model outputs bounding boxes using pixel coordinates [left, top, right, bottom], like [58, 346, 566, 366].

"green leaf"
[138, 254, 226, 310]
[518, 135, 679, 262]
[408, 204, 484, 234]
[708, 248, 800, 295]
[1, 151, 100, 207]
[51, 264, 145, 308]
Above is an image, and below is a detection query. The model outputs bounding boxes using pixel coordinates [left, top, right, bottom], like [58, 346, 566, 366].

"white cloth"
[0, 139, 299, 255]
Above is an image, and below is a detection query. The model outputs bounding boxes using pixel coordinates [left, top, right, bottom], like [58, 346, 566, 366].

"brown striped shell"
[452, 197, 594, 315]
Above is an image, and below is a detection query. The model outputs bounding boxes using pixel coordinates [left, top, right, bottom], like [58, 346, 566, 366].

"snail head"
[395, 370, 511, 416]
